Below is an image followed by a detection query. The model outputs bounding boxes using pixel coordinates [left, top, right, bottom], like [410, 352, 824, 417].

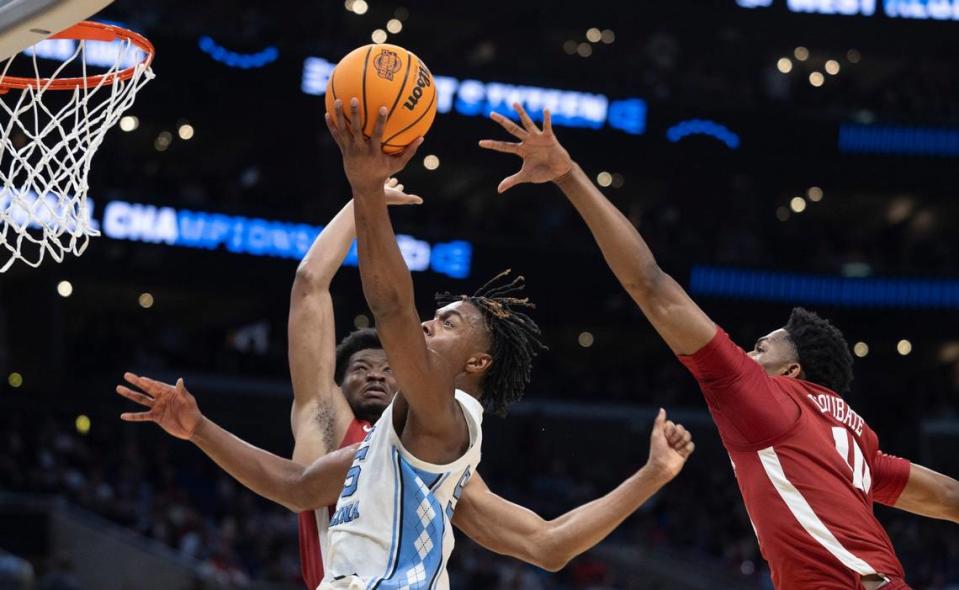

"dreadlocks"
[784, 307, 854, 395]
[435, 270, 547, 416]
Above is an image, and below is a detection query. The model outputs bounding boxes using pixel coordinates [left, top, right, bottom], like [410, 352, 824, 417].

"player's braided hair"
[435, 270, 547, 416]
[784, 307, 854, 395]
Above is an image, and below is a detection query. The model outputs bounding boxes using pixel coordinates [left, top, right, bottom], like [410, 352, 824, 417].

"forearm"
[294, 200, 356, 288]
[894, 463, 959, 524]
[554, 163, 665, 293]
[555, 163, 715, 355]
[542, 466, 673, 568]
[191, 416, 312, 512]
[353, 184, 415, 316]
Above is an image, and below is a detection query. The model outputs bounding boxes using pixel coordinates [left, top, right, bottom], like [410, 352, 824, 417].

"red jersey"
[297, 417, 371, 590]
[679, 328, 912, 590]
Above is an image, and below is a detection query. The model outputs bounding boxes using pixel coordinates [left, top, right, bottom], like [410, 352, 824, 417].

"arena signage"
[736, 0, 959, 19]
[99, 200, 473, 278]
[301, 57, 647, 135]
[1, 191, 471, 278]
[691, 265, 959, 308]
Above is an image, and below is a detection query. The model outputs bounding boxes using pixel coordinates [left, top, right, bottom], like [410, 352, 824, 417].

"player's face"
[748, 328, 800, 377]
[421, 300, 491, 370]
[341, 348, 397, 422]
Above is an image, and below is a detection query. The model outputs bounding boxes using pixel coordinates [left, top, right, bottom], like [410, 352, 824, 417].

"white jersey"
[321, 390, 483, 590]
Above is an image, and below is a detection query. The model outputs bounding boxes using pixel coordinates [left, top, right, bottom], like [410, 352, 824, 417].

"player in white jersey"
[319, 98, 548, 588]
[324, 389, 483, 589]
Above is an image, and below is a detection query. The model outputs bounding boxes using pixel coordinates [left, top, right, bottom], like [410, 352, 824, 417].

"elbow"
[538, 550, 570, 573]
[293, 265, 328, 292]
[284, 484, 310, 514]
[622, 263, 668, 298]
[283, 472, 317, 514]
[539, 555, 570, 573]
[532, 535, 569, 572]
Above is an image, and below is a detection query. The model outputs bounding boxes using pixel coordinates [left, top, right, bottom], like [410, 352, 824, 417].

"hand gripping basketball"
[326, 97, 423, 194]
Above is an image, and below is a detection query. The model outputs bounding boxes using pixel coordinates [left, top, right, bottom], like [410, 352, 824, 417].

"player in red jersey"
[480, 102, 959, 590]
[117, 178, 697, 586]
[286, 179, 419, 588]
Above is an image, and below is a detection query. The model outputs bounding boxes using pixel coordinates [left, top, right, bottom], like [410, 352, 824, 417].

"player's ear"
[783, 362, 802, 379]
[464, 352, 492, 375]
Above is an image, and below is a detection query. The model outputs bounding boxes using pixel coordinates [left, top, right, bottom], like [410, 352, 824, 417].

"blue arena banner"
[690, 265, 959, 308]
[302, 57, 647, 135]
[0, 190, 472, 279]
[838, 124, 959, 156]
[736, 0, 959, 20]
[99, 200, 472, 278]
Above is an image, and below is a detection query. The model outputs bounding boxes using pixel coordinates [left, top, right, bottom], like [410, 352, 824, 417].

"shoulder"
[340, 416, 374, 448]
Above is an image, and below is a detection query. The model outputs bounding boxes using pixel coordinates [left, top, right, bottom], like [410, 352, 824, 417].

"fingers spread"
[349, 97, 363, 139]
[513, 102, 538, 133]
[490, 111, 528, 139]
[371, 106, 388, 147]
[497, 171, 526, 194]
[478, 139, 521, 154]
[543, 109, 553, 133]
[333, 99, 349, 139]
[120, 412, 153, 422]
[116, 385, 154, 407]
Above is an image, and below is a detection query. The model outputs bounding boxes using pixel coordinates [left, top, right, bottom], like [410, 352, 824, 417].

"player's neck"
[453, 374, 483, 401]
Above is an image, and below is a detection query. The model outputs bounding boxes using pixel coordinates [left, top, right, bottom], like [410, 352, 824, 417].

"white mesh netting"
[0, 31, 154, 272]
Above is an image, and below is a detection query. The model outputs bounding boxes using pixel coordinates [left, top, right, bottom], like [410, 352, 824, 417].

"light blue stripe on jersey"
[368, 448, 404, 590]
[373, 454, 446, 589]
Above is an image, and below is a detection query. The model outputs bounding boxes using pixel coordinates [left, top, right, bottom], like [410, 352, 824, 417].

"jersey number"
[340, 445, 370, 499]
[831, 427, 871, 494]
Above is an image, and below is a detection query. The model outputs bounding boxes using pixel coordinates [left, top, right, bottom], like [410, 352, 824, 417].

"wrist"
[350, 178, 388, 197]
[639, 462, 675, 486]
[552, 162, 580, 188]
[190, 415, 211, 443]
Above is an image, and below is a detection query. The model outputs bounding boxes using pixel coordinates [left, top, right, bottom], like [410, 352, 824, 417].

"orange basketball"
[325, 44, 438, 154]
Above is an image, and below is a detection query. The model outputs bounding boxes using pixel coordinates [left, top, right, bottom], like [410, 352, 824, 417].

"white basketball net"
[0, 34, 154, 272]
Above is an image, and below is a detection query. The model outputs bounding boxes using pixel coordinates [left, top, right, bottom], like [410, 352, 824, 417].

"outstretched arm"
[288, 180, 421, 463]
[454, 409, 694, 571]
[480, 104, 715, 356]
[116, 373, 353, 512]
[891, 462, 959, 524]
[326, 98, 466, 463]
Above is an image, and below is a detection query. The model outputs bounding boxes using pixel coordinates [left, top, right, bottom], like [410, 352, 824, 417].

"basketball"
[325, 43, 438, 154]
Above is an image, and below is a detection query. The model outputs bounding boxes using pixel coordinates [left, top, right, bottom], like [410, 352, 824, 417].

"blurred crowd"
[1, 394, 957, 589]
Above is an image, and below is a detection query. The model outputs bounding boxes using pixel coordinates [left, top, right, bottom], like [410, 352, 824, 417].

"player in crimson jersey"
[480, 102, 959, 590]
[286, 179, 419, 588]
[117, 177, 697, 587]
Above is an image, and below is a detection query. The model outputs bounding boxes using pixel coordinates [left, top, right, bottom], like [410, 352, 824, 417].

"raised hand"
[384, 177, 423, 206]
[326, 98, 423, 195]
[478, 102, 574, 193]
[116, 372, 202, 440]
[646, 409, 695, 482]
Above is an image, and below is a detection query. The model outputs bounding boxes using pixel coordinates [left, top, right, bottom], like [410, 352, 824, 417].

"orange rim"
[0, 21, 154, 91]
